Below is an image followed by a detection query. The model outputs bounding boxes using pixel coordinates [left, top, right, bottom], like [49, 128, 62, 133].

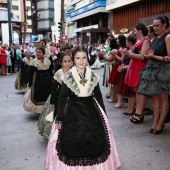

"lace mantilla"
[63, 66, 99, 97]
[30, 57, 51, 70]
[53, 69, 65, 84]
[22, 57, 33, 65]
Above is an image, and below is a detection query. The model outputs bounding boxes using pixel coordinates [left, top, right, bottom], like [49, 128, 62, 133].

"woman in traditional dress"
[20, 50, 33, 88]
[45, 45, 121, 170]
[15, 49, 33, 90]
[23, 47, 53, 113]
[37, 53, 72, 140]
[138, 16, 170, 134]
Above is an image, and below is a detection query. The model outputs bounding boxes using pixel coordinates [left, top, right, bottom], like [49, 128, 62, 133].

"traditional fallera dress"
[14, 57, 33, 90]
[23, 57, 53, 113]
[138, 33, 170, 95]
[37, 69, 65, 140]
[45, 66, 121, 170]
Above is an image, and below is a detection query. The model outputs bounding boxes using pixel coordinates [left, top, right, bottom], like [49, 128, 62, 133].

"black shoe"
[123, 111, 134, 116]
[149, 128, 154, 133]
[130, 114, 144, 124]
[153, 124, 165, 134]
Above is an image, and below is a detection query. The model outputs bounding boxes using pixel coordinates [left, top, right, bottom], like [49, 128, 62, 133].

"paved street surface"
[0, 68, 170, 170]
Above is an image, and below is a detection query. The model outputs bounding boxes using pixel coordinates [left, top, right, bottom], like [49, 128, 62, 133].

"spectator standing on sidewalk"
[16, 45, 22, 71]
[0, 43, 7, 75]
[10, 43, 17, 73]
[122, 23, 151, 124]
[29, 43, 36, 58]
[138, 16, 170, 134]
[4, 44, 12, 75]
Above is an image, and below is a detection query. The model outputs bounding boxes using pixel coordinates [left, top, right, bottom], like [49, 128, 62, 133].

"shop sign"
[120, 28, 128, 33]
[69, 0, 106, 18]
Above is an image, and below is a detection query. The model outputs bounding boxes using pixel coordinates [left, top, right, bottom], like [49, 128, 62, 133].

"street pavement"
[0, 68, 170, 170]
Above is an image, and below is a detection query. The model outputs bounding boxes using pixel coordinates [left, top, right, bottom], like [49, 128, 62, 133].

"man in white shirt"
[29, 43, 36, 58]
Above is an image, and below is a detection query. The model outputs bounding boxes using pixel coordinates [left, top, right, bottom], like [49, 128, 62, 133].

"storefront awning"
[81, 28, 109, 33]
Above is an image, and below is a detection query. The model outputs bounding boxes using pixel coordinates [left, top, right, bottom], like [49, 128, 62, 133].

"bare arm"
[97, 51, 115, 62]
[112, 49, 123, 62]
[122, 40, 150, 61]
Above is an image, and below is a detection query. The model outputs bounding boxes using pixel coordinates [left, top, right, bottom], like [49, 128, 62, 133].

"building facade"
[36, 0, 54, 40]
[106, 0, 170, 36]
[66, 0, 109, 45]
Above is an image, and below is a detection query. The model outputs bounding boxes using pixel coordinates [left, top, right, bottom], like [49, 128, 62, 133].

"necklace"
[79, 68, 87, 86]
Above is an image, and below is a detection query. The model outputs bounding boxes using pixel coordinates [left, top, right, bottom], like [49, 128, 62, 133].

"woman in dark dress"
[28, 47, 53, 105]
[37, 53, 72, 140]
[118, 36, 136, 115]
[23, 47, 53, 113]
[45, 45, 121, 170]
[138, 16, 170, 134]
[20, 50, 33, 88]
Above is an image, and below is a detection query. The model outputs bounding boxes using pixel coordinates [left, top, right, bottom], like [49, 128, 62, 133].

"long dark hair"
[135, 23, 148, 36]
[118, 34, 126, 48]
[109, 37, 119, 50]
[127, 36, 137, 45]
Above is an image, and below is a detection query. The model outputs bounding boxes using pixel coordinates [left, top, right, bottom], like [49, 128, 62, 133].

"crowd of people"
[1, 15, 170, 169]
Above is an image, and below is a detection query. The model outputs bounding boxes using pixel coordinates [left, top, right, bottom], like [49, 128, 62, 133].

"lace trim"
[22, 57, 33, 65]
[63, 66, 99, 97]
[56, 98, 111, 166]
[45, 48, 51, 58]
[30, 57, 51, 70]
[53, 69, 65, 84]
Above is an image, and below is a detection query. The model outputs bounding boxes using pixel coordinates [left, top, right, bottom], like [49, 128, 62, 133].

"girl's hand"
[164, 56, 170, 62]
[118, 64, 125, 72]
[55, 123, 62, 130]
[117, 65, 122, 72]
[144, 54, 153, 59]
[122, 48, 130, 56]
[109, 51, 116, 56]
[97, 51, 105, 58]
[143, 48, 154, 59]
[146, 48, 154, 55]
[111, 49, 118, 54]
